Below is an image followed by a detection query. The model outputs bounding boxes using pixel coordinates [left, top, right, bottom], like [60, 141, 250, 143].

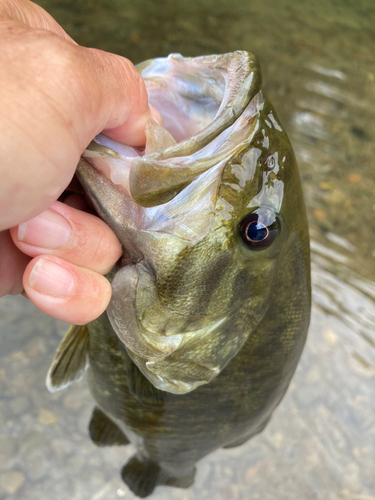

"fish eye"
[239, 208, 280, 250]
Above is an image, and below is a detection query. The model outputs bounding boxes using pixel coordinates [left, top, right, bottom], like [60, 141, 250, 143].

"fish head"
[77, 51, 310, 394]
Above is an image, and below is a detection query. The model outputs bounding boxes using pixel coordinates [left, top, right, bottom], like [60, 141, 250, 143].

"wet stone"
[0, 471, 25, 494]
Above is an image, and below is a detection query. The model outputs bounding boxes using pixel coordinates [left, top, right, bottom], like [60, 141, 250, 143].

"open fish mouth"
[82, 51, 262, 208]
[77, 51, 271, 394]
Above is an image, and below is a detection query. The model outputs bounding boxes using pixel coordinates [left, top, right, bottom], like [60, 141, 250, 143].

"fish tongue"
[144, 119, 177, 155]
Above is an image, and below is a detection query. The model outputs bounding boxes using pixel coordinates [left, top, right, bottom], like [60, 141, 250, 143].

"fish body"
[48, 52, 310, 497]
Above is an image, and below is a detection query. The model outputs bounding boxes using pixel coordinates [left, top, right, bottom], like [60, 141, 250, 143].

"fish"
[47, 51, 311, 498]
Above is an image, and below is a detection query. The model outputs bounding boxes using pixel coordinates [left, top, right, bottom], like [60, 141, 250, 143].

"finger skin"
[0, 0, 153, 231]
[23, 255, 112, 324]
[1, 0, 77, 42]
[10, 201, 122, 275]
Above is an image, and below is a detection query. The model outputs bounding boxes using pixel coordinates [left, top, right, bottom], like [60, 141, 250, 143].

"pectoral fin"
[46, 324, 89, 392]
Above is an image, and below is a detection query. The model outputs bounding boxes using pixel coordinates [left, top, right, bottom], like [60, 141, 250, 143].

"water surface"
[1, 0, 374, 498]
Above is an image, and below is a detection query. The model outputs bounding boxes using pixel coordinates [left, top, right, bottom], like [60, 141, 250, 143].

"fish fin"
[121, 456, 161, 498]
[121, 455, 195, 497]
[145, 120, 176, 155]
[46, 324, 89, 392]
[89, 407, 129, 447]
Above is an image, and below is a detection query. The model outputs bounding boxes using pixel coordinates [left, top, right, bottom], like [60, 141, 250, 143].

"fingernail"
[18, 209, 71, 249]
[29, 258, 74, 297]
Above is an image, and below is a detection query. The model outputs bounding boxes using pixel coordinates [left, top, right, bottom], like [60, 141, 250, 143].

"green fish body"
[47, 52, 311, 497]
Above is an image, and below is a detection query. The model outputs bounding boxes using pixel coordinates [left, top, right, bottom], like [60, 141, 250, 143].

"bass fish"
[47, 51, 311, 497]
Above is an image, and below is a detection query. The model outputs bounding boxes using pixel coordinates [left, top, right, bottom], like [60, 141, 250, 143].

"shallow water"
[1, 0, 375, 498]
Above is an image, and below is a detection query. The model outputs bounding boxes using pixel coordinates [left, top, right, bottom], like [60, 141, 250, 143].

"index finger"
[9, 201, 122, 275]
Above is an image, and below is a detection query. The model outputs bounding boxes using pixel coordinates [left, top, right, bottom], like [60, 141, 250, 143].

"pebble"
[323, 328, 338, 345]
[319, 181, 333, 190]
[348, 173, 362, 183]
[0, 471, 25, 494]
[313, 208, 326, 219]
[38, 408, 58, 425]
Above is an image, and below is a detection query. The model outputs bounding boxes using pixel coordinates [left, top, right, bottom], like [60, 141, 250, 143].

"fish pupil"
[239, 209, 280, 250]
[246, 221, 268, 242]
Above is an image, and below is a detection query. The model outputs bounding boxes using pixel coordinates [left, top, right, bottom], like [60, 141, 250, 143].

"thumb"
[0, 17, 153, 230]
[80, 47, 154, 147]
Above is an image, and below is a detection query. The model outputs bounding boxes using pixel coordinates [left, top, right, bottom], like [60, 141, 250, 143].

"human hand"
[0, 0, 155, 323]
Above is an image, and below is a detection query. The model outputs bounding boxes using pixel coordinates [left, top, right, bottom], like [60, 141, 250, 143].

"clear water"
[1, 0, 374, 498]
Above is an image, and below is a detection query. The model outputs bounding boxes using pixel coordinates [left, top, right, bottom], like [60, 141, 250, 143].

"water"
[1, 0, 374, 498]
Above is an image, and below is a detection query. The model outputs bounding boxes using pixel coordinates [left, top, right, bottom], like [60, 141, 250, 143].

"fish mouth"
[82, 51, 262, 209]
[139, 51, 261, 145]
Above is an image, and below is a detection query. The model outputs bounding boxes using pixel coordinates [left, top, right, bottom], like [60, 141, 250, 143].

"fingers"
[80, 47, 153, 147]
[10, 201, 122, 274]
[23, 256, 112, 324]
[8, 200, 122, 323]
